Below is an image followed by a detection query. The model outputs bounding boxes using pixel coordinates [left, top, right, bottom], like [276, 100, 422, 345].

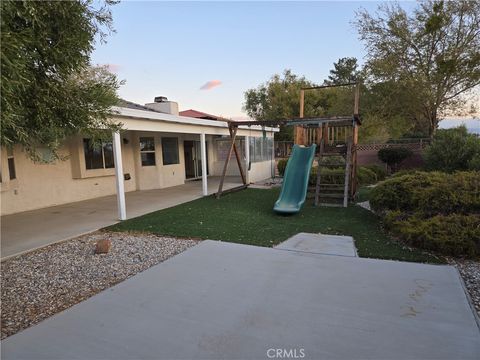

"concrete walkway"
[275, 232, 358, 257]
[2, 240, 479, 359]
[1, 177, 242, 259]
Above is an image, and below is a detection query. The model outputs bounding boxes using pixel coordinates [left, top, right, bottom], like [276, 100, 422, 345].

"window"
[140, 137, 156, 166]
[249, 137, 273, 163]
[83, 139, 114, 170]
[162, 137, 179, 165]
[7, 148, 16, 180]
[216, 139, 244, 161]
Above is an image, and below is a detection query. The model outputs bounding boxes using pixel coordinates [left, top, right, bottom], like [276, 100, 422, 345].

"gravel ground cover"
[448, 258, 480, 316]
[1, 232, 198, 339]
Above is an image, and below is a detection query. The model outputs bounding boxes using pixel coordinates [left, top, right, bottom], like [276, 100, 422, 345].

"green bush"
[468, 153, 480, 171]
[378, 147, 413, 172]
[357, 166, 378, 185]
[370, 171, 480, 216]
[370, 171, 480, 257]
[308, 166, 379, 187]
[424, 126, 480, 172]
[309, 167, 344, 186]
[363, 164, 387, 181]
[320, 155, 345, 166]
[277, 159, 288, 176]
[385, 212, 480, 258]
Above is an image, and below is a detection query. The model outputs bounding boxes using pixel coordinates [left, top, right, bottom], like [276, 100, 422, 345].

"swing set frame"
[215, 83, 361, 201]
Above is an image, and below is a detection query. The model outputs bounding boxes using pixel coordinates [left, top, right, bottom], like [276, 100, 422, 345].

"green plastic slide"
[274, 144, 317, 214]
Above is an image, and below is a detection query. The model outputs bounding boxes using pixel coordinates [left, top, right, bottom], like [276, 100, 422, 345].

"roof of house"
[179, 109, 229, 122]
[117, 99, 160, 113]
[115, 101, 278, 132]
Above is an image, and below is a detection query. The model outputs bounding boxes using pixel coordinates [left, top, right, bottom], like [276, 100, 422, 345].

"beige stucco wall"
[1, 134, 137, 216]
[0, 115, 276, 216]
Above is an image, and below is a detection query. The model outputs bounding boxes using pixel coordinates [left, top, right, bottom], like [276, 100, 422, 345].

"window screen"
[162, 137, 179, 165]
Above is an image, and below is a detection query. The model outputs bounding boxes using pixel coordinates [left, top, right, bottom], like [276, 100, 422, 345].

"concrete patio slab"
[2, 241, 479, 360]
[1, 177, 242, 259]
[275, 232, 357, 257]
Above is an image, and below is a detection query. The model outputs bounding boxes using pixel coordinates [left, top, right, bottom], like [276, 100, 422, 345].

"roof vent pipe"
[154, 96, 168, 103]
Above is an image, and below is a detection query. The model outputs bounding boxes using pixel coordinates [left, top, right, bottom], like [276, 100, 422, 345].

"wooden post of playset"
[295, 89, 306, 145]
[350, 83, 360, 199]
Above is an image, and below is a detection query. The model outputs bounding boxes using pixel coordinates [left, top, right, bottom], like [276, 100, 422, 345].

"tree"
[325, 57, 360, 85]
[243, 68, 365, 141]
[378, 147, 413, 173]
[1, 0, 122, 160]
[424, 126, 480, 172]
[243, 70, 317, 141]
[355, 0, 480, 137]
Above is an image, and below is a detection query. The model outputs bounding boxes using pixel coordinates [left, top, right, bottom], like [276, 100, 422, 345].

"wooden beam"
[354, 83, 360, 116]
[213, 184, 248, 197]
[229, 125, 247, 185]
[295, 89, 305, 145]
[301, 82, 357, 91]
[232, 116, 353, 127]
[315, 126, 323, 146]
[343, 140, 352, 208]
[216, 125, 238, 199]
[314, 139, 325, 206]
[299, 89, 305, 118]
[350, 123, 359, 198]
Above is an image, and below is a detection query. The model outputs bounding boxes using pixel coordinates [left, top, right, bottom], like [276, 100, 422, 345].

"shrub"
[357, 166, 378, 185]
[384, 212, 480, 258]
[371, 171, 480, 257]
[320, 155, 345, 166]
[309, 167, 344, 186]
[378, 147, 413, 172]
[424, 126, 480, 173]
[363, 164, 387, 181]
[308, 166, 378, 186]
[277, 158, 288, 176]
[370, 171, 480, 216]
[468, 153, 480, 171]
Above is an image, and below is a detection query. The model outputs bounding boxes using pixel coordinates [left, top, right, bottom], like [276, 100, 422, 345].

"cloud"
[200, 80, 222, 90]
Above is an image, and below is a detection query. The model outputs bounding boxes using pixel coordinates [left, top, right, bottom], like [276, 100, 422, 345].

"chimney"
[144, 96, 179, 115]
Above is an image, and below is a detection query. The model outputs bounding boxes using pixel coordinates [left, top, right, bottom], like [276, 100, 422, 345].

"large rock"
[95, 239, 111, 254]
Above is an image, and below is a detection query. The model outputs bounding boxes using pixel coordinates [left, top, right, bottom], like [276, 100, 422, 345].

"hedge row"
[370, 171, 480, 216]
[384, 212, 480, 258]
[370, 171, 480, 258]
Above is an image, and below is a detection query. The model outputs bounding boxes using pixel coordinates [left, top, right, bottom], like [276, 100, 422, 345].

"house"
[0, 97, 277, 216]
[179, 109, 228, 121]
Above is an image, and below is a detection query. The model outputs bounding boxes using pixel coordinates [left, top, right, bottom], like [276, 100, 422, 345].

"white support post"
[245, 135, 250, 183]
[112, 131, 126, 220]
[271, 136, 275, 179]
[200, 132, 208, 196]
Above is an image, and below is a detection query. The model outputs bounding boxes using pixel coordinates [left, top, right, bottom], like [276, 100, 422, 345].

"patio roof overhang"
[112, 106, 279, 134]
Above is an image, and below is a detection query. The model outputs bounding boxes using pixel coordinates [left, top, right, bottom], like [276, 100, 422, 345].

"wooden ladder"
[314, 139, 352, 208]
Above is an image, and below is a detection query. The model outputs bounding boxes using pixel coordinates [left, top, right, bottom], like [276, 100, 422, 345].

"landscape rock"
[95, 239, 111, 254]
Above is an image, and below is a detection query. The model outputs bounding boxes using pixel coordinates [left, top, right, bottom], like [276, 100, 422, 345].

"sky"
[91, 1, 392, 119]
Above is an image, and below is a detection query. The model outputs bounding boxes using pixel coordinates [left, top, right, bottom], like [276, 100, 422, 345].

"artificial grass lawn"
[108, 188, 442, 263]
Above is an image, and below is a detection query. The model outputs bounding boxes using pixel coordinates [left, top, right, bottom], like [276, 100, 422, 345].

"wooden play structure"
[216, 83, 361, 208]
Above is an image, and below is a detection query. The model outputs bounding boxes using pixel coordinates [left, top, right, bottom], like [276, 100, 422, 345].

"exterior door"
[184, 141, 208, 179]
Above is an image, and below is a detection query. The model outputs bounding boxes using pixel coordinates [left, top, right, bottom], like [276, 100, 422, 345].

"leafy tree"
[355, 1, 480, 137]
[243, 69, 360, 141]
[378, 147, 413, 173]
[1, 0, 122, 160]
[424, 125, 480, 172]
[325, 57, 360, 85]
[243, 70, 318, 141]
